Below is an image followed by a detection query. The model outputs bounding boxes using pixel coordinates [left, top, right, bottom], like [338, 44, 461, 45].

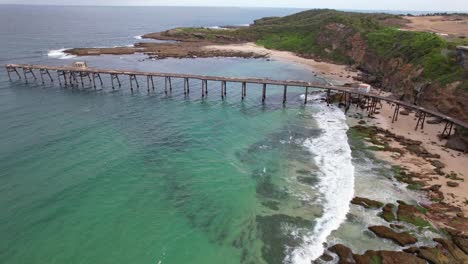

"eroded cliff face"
[316, 23, 468, 124]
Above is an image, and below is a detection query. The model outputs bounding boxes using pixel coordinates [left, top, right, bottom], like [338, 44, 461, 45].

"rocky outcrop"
[453, 233, 468, 254]
[315, 21, 468, 150]
[368, 225, 418, 246]
[405, 238, 468, 264]
[379, 203, 396, 222]
[351, 197, 384, 209]
[329, 244, 355, 264]
[396, 201, 431, 228]
[328, 244, 427, 264]
[353, 250, 425, 264]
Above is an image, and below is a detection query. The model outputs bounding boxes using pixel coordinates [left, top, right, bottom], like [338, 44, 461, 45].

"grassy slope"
[249, 10, 467, 86]
[167, 9, 467, 90]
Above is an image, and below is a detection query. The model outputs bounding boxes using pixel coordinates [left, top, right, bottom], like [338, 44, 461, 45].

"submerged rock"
[328, 244, 427, 264]
[353, 250, 425, 264]
[329, 244, 355, 264]
[255, 214, 312, 264]
[351, 197, 384, 209]
[379, 203, 396, 222]
[319, 253, 334, 262]
[368, 225, 418, 246]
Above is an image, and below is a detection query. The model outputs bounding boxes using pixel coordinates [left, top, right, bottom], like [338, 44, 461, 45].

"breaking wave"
[47, 49, 76, 59]
[290, 94, 355, 263]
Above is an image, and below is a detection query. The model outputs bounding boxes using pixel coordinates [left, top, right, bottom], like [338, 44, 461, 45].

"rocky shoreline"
[314, 101, 468, 263]
[64, 28, 266, 60]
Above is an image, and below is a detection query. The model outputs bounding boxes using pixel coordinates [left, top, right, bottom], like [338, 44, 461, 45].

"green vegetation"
[407, 183, 423, 191]
[367, 28, 463, 83]
[370, 255, 383, 264]
[168, 9, 467, 90]
[400, 215, 432, 229]
[250, 9, 395, 64]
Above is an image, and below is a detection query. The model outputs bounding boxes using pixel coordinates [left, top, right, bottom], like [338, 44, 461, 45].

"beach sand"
[346, 93, 468, 214]
[205, 43, 359, 85]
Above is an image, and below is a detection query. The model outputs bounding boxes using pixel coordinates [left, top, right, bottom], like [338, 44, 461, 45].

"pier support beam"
[79, 72, 85, 88]
[283, 85, 287, 104]
[147, 76, 154, 92]
[57, 70, 69, 87]
[6, 66, 21, 80]
[345, 92, 352, 114]
[57, 71, 62, 86]
[22, 67, 36, 83]
[92, 73, 97, 88]
[262, 83, 266, 103]
[165, 76, 172, 94]
[93, 73, 103, 88]
[221, 81, 226, 99]
[6, 66, 12, 81]
[304, 87, 308, 105]
[241, 82, 246, 100]
[392, 104, 400, 123]
[110, 74, 121, 89]
[129, 74, 139, 91]
[39, 69, 53, 85]
[201, 79, 208, 98]
[415, 111, 427, 131]
[204, 79, 208, 95]
[184, 78, 189, 94]
[441, 121, 454, 138]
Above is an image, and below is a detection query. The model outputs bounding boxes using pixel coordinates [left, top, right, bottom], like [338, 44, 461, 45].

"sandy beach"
[345, 90, 468, 214]
[205, 43, 359, 85]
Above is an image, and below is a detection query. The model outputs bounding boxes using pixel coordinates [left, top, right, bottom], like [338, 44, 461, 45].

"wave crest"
[290, 96, 355, 263]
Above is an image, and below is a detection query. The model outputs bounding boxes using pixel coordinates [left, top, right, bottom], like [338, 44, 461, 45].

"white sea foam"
[47, 49, 76, 59]
[289, 94, 355, 263]
[134, 35, 143, 40]
[204, 26, 229, 30]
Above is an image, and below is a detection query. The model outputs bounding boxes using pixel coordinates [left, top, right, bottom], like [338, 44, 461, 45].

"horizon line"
[0, 3, 467, 13]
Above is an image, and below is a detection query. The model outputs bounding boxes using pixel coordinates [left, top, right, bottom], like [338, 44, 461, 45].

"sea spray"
[47, 49, 76, 59]
[290, 95, 355, 263]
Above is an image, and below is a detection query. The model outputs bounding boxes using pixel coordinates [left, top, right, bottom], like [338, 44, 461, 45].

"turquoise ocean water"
[0, 5, 433, 264]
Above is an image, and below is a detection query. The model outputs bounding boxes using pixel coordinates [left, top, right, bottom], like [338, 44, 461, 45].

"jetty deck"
[5, 63, 468, 138]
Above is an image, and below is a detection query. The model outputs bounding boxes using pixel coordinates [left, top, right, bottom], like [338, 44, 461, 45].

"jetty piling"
[304, 87, 308, 104]
[5, 63, 468, 140]
[262, 83, 266, 103]
[441, 121, 454, 138]
[241, 82, 247, 100]
[392, 104, 400, 123]
[415, 111, 427, 131]
[283, 85, 287, 104]
[184, 78, 189, 94]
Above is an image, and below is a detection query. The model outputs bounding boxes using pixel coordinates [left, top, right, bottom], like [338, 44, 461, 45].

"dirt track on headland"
[403, 16, 468, 38]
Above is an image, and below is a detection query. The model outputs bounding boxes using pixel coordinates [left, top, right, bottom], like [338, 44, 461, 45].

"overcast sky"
[1, 0, 467, 12]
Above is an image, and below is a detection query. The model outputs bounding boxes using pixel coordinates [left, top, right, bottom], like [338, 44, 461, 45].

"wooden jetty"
[5, 63, 468, 138]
